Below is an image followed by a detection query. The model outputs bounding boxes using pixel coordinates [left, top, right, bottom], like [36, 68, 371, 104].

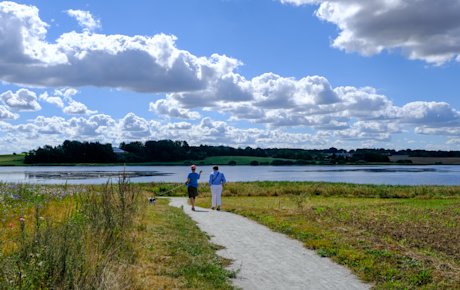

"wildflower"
[19, 217, 25, 222]
[8, 222, 14, 228]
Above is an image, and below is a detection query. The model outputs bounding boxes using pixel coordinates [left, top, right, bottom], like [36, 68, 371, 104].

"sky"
[1, 0, 460, 154]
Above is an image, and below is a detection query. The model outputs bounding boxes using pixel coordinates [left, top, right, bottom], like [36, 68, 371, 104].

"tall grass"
[208, 181, 460, 199]
[0, 177, 140, 289]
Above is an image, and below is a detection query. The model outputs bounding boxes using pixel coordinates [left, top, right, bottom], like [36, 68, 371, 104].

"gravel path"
[169, 198, 370, 290]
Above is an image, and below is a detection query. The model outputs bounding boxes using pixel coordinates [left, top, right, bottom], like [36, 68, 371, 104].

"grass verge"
[128, 198, 235, 289]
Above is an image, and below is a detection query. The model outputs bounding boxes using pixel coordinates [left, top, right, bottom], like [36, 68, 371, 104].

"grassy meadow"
[192, 182, 460, 289]
[0, 154, 25, 166]
[0, 181, 234, 289]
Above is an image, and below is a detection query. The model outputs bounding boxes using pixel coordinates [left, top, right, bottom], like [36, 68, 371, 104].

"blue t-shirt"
[209, 171, 226, 185]
[187, 172, 200, 188]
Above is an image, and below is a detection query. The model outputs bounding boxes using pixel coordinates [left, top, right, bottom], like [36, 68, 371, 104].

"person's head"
[212, 165, 218, 171]
[191, 164, 197, 171]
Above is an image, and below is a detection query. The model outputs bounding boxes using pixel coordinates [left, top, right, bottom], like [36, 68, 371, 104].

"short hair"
[213, 165, 219, 170]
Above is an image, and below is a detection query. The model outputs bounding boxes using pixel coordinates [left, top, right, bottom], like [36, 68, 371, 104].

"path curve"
[169, 198, 370, 290]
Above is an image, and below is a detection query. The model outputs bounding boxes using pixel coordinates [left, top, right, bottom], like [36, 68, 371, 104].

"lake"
[0, 165, 459, 185]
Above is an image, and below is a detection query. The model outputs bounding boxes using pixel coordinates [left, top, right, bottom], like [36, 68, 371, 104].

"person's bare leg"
[190, 197, 196, 211]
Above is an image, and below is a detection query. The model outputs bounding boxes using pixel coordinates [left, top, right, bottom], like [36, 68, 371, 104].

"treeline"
[118, 141, 310, 162]
[24, 140, 116, 164]
[24, 140, 318, 164]
[23, 139, 460, 164]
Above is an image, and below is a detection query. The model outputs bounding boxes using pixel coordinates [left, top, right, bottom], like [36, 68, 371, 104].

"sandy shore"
[169, 197, 370, 290]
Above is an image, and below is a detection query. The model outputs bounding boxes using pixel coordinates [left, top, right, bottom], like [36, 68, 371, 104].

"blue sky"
[1, 0, 460, 154]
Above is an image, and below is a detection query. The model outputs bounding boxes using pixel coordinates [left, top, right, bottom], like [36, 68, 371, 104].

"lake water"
[0, 165, 459, 185]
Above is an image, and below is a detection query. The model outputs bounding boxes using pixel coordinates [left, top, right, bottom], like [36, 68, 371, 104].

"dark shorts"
[188, 186, 198, 198]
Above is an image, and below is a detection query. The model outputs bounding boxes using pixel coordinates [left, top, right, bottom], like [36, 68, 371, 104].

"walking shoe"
[211, 207, 215, 210]
[192, 207, 196, 211]
[216, 206, 221, 211]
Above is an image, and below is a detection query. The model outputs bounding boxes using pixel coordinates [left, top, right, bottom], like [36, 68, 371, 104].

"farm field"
[389, 156, 460, 165]
[195, 182, 460, 289]
[0, 154, 25, 166]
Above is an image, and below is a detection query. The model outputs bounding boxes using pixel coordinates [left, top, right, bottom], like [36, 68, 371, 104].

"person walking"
[209, 165, 226, 211]
[185, 164, 202, 211]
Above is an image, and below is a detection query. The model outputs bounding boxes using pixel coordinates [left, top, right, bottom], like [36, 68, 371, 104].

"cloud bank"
[0, 1, 240, 93]
[0, 1, 460, 153]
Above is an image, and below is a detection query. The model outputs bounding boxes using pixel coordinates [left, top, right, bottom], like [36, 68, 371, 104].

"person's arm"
[221, 174, 226, 185]
[198, 170, 202, 179]
[209, 174, 212, 185]
[185, 177, 190, 185]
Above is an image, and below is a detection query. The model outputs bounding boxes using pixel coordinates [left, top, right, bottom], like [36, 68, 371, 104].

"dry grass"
[196, 183, 460, 289]
[1, 182, 234, 289]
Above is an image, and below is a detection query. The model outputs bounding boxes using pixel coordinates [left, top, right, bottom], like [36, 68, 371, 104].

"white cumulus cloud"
[280, 0, 460, 65]
[1, 88, 41, 111]
[149, 98, 201, 120]
[63, 100, 97, 115]
[39, 92, 64, 108]
[0, 105, 18, 119]
[0, 2, 241, 93]
[65, 9, 101, 32]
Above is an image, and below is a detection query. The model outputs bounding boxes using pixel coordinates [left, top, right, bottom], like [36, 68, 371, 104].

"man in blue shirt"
[185, 164, 202, 211]
[209, 165, 226, 211]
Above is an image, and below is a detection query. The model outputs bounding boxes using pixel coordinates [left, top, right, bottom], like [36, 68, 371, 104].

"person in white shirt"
[208, 165, 226, 211]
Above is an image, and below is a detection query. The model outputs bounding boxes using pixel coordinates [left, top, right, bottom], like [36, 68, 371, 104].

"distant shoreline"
[3, 162, 460, 166]
[2, 153, 460, 166]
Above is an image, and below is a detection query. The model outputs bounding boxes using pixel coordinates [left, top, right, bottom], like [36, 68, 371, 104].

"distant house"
[325, 152, 352, 158]
[112, 147, 126, 154]
[335, 152, 353, 158]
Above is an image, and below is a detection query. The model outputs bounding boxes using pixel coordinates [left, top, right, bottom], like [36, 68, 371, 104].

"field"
[0, 154, 25, 166]
[2, 181, 460, 289]
[194, 182, 460, 289]
[389, 156, 460, 165]
[0, 181, 234, 289]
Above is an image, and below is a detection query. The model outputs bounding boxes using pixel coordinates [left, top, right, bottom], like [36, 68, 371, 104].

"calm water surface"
[0, 165, 459, 185]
